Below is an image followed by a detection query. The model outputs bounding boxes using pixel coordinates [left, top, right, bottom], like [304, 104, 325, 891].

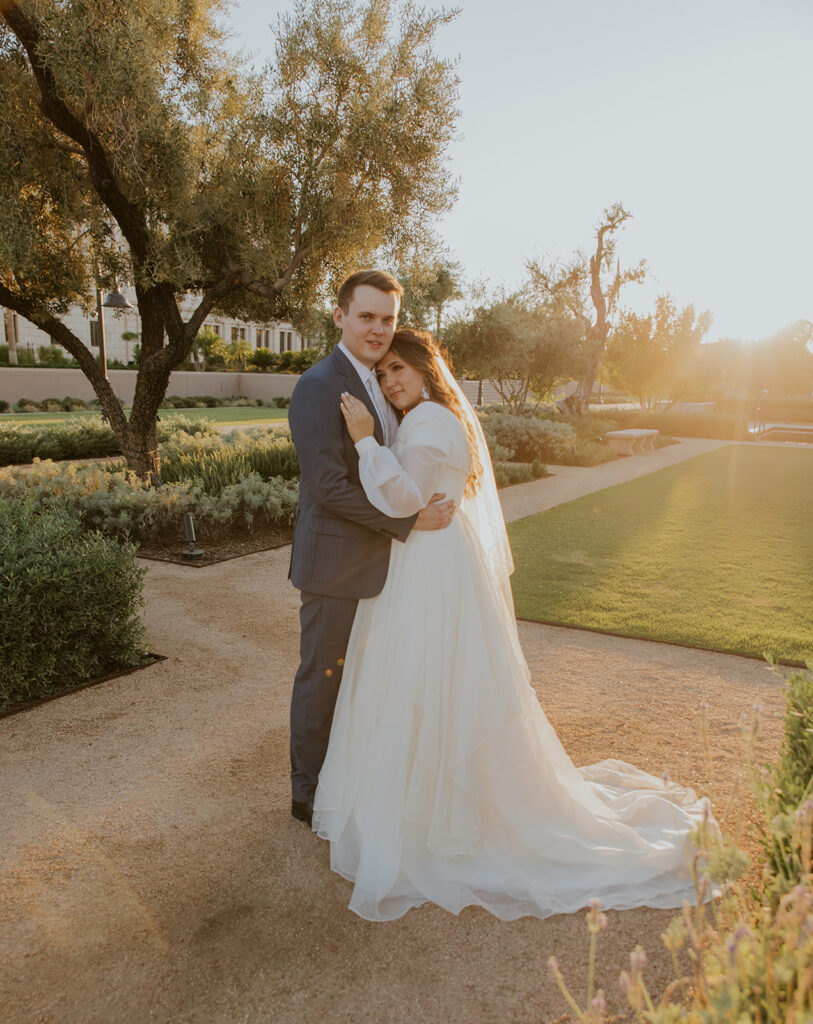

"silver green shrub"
[0, 499, 148, 709]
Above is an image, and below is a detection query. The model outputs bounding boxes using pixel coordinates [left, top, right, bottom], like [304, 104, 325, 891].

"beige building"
[2, 289, 308, 365]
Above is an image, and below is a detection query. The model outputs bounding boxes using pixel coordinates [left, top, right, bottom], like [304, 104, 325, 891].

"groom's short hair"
[337, 270, 403, 313]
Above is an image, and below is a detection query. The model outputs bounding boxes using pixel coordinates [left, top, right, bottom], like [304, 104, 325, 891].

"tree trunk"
[122, 293, 172, 484]
[3, 308, 19, 365]
[120, 421, 161, 482]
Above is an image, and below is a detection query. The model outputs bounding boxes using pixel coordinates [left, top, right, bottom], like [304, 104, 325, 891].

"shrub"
[0, 400, 10, 413]
[592, 407, 750, 440]
[249, 349, 279, 371]
[13, 398, 41, 412]
[159, 424, 299, 492]
[59, 396, 88, 411]
[36, 345, 72, 367]
[0, 418, 121, 465]
[268, 395, 291, 408]
[478, 410, 577, 463]
[759, 668, 813, 898]
[162, 394, 197, 409]
[0, 499, 148, 710]
[0, 459, 298, 541]
[493, 461, 548, 488]
[156, 415, 221, 440]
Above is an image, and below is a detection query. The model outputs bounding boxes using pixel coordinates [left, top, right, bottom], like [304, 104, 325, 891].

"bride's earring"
[420, 382, 430, 400]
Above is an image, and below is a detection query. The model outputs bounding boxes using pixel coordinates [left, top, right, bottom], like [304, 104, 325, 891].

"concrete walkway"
[0, 435, 788, 1024]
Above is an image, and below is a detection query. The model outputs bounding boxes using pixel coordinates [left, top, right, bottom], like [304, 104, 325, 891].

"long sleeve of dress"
[354, 417, 449, 518]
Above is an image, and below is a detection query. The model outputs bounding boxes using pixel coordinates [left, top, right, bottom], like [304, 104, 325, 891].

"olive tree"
[527, 202, 646, 413]
[603, 295, 713, 409]
[0, 0, 459, 479]
[444, 295, 585, 412]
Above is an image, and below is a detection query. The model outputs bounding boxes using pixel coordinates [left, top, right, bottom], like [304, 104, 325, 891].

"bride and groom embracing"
[287, 269, 714, 922]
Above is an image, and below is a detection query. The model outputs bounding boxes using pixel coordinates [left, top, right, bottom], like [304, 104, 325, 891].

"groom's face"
[334, 285, 399, 368]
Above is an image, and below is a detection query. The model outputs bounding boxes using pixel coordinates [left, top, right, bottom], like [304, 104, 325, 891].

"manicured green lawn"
[508, 445, 813, 663]
[0, 407, 288, 426]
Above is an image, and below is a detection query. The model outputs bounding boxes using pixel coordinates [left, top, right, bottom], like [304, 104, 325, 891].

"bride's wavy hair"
[384, 329, 483, 498]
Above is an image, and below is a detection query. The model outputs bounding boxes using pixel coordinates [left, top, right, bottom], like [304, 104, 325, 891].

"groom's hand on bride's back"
[414, 493, 455, 531]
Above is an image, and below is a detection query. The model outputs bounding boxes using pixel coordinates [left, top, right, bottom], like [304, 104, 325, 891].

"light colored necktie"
[366, 372, 393, 447]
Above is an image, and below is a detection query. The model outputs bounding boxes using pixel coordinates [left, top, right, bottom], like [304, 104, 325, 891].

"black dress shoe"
[291, 799, 313, 827]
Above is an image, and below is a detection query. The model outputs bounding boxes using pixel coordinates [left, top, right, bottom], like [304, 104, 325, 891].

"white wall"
[0, 368, 300, 405]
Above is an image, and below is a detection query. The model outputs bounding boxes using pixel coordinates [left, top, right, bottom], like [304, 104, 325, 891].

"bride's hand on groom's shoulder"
[340, 393, 375, 443]
[414, 493, 455, 531]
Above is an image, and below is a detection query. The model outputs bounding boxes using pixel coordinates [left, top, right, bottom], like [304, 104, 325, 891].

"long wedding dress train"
[313, 402, 712, 921]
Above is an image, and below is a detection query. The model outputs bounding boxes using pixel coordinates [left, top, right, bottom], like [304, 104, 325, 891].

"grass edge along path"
[508, 445, 813, 663]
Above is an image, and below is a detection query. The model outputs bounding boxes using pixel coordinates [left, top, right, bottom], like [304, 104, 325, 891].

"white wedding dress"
[313, 401, 713, 922]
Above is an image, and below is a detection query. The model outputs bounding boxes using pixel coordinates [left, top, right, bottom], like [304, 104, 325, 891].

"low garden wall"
[0, 368, 299, 404]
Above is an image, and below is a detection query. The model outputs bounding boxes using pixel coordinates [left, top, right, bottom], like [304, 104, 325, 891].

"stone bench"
[604, 428, 659, 456]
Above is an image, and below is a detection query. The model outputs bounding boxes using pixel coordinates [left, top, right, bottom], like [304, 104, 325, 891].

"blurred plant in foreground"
[545, 667, 813, 1023]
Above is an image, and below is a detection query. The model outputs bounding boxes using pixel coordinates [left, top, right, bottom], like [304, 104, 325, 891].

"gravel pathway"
[0, 439, 789, 1024]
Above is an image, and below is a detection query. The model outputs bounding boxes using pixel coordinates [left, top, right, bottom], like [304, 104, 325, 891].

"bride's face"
[375, 349, 425, 412]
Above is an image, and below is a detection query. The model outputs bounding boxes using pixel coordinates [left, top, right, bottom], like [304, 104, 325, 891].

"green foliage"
[249, 349, 278, 371]
[59, 397, 89, 411]
[397, 258, 464, 337]
[0, 0, 459, 475]
[36, 344, 73, 367]
[9, 348, 37, 366]
[0, 459, 298, 541]
[0, 417, 120, 465]
[0, 499, 148, 710]
[477, 409, 577, 463]
[159, 425, 299, 493]
[759, 669, 813, 898]
[493, 461, 548, 488]
[155, 416, 222, 441]
[446, 296, 584, 412]
[603, 295, 713, 409]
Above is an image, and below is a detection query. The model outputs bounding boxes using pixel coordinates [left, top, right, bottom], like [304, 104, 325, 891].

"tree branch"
[240, 234, 312, 299]
[0, 282, 128, 433]
[2, 2, 151, 261]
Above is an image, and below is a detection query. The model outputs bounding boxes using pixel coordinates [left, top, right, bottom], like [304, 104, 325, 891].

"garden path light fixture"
[181, 513, 205, 563]
[94, 275, 132, 379]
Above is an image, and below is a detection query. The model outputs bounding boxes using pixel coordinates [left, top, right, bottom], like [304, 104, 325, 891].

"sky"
[225, 0, 813, 343]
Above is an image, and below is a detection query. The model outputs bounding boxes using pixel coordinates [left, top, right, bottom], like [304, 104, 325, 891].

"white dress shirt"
[337, 340, 399, 446]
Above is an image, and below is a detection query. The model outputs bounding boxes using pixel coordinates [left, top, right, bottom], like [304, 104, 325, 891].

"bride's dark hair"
[384, 329, 483, 498]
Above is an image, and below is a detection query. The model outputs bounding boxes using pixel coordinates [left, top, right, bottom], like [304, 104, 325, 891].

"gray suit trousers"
[290, 591, 359, 805]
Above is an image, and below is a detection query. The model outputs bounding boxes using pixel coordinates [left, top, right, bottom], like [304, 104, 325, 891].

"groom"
[287, 269, 454, 826]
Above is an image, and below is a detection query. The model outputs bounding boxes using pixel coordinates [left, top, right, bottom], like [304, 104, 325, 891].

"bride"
[312, 328, 714, 922]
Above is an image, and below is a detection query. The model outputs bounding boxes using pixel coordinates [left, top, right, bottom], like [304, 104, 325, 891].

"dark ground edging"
[0, 653, 167, 720]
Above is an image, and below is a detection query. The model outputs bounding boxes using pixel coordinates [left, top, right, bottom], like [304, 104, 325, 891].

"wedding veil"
[435, 356, 516, 617]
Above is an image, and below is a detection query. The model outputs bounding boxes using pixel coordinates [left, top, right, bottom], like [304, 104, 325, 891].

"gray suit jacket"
[288, 346, 417, 598]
